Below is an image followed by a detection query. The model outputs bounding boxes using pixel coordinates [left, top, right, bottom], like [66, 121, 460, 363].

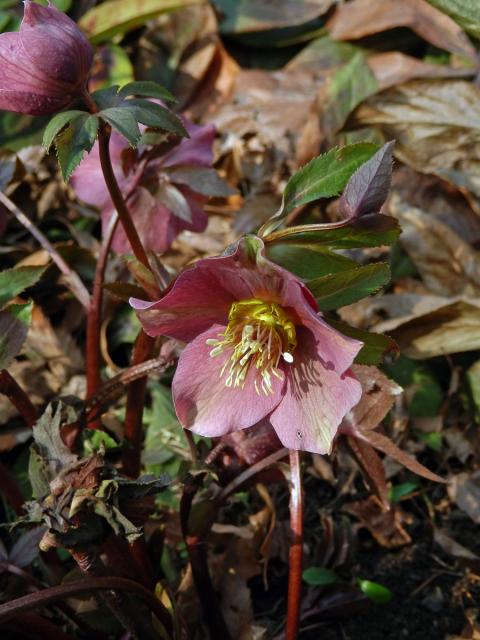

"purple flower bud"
[0, 1, 93, 115]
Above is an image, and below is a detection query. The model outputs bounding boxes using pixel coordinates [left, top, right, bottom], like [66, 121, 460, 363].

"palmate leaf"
[308, 262, 391, 310]
[118, 80, 176, 103]
[99, 107, 141, 147]
[260, 142, 379, 236]
[126, 99, 188, 137]
[55, 114, 99, 180]
[42, 110, 86, 152]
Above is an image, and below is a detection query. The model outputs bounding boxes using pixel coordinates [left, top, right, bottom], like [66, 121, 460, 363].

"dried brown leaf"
[389, 194, 480, 297]
[327, 0, 476, 61]
[343, 496, 412, 548]
[448, 471, 480, 524]
[352, 79, 480, 199]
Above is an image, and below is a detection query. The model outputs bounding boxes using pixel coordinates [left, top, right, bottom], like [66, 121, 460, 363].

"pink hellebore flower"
[0, 1, 93, 115]
[130, 237, 363, 454]
[71, 120, 216, 254]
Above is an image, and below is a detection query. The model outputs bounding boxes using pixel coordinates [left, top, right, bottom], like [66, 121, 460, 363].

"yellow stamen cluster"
[207, 298, 297, 395]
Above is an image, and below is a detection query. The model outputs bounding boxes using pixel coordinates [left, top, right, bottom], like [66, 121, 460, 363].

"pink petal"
[270, 327, 362, 454]
[173, 324, 284, 436]
[300, 307, 363, 374]
[0, 33, 68, 114]
[131, 236, 315, 341]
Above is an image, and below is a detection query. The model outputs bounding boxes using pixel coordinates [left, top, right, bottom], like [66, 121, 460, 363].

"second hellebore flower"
[0, 1, 93, 115]
[71, 119, 216, 254]
[130, 237, 363, 454]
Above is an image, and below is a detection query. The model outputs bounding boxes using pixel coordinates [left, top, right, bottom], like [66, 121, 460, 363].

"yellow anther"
[207, 298, 297, 395]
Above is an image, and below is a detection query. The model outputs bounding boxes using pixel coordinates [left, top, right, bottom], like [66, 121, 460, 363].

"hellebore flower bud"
[0, 1, 93, 115]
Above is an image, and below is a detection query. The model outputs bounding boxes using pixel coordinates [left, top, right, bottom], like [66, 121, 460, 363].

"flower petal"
[173, 324, 285, 436]
[131, 236, 315, 341]
[0, 33, 67, 114]
[21, 1, 93, 87]
[270, 327, 362, 454]
[300, 308, 363, 374]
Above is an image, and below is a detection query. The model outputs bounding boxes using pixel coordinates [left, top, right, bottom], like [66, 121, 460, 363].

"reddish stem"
[180, 477, 232, 640]
[0, 576, 172, 633]
[1, 612, 76, 640]
[122, 331, 156, 478]
[0, 370, 38, 427]
[85, 213, 119, 404]
[97, 125, 151, 273]
[286, 449, 303, 640]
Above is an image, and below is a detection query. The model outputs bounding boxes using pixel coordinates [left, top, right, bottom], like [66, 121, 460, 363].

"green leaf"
[99, 107, 141, 147]
[262, 142, 379, 234]
[80, 0, 207, 44]
[328, 320, 398, 366]
[266, 243, 357, 279]
[426, 0, 480, 39]
[417, 431, 443, 452]
[466, 360, 480, 422]
[384, 356, 443, 418]
[0, 301, 33, 369]
[126, 99, 188, 137]
[308, 263, 391, 310]
[91, 85, 121, 110]
[55, 114, 99, 180]
[0, 266, 46, 310]
[42, 110, 86, 152]
[0, 112, 47, 152]
[388, 482, 419, 503]
[324, 52, 378, 135]
[267, 214, 401, 250]
[302, 567, 338, 586]
[358, 579, 392, 604]
[118, 80, 176, 103]
[83, 429, 118, 456]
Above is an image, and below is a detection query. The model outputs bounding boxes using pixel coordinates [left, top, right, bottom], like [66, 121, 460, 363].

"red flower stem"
[180, 477, 232, 640]
[0, 461, 24, 515]
[0, 192, 90, 309]
[0, 370, 37, 427]
[0, 563, 103, 638]
[85, 213, 119, 405]
[286, 449, 304, 640]
[97, 125, 152, 273]
[69, 549, 169, 639]
[122, 330, 156, 478]
[0, 575, 172, 634]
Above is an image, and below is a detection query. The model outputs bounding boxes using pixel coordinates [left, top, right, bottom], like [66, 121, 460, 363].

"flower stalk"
[97, 124, 153, 276]
[286, 449, 303, 640]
